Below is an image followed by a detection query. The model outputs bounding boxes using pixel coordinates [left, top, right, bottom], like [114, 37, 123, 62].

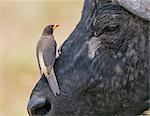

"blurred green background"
[0, 1, 83, 116]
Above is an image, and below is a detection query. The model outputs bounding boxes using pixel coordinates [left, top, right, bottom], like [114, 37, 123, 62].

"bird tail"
[47, 67, 60, 96]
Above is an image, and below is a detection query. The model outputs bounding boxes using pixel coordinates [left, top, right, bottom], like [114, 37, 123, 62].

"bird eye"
[104, 24, 120, 32]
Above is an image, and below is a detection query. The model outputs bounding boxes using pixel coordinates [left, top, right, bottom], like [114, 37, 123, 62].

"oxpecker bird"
[36, 24, 60, 96]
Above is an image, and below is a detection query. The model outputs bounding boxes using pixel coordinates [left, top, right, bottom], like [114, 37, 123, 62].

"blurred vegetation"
[0, 1, 83, 116]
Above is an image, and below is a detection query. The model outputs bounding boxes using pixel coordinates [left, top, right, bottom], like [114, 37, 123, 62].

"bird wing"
[37, 37, 56, 75]
[42, 38, 56, 68]
[38, 51, 48, 76]
[37, 37, 59, 95]
[38, 50, 59, 96]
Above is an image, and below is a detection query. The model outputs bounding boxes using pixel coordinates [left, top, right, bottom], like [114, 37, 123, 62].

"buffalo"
[27, 0, 150, 115]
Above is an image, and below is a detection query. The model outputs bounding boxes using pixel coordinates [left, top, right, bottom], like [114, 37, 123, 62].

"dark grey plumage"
[36, 25, 60, 96]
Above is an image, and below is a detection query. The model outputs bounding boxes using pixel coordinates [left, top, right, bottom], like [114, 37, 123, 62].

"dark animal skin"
[27, 0, 150, 115]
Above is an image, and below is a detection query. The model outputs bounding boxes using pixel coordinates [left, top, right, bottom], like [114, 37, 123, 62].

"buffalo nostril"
[34, 100, 51, 115]
[27, 95, 51, 116]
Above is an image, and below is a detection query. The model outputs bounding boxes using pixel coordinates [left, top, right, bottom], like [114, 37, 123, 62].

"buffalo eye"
[104, 24, 120, 33]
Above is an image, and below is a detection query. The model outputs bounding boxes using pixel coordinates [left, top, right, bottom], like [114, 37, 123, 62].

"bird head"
[42, 24, 60, 35]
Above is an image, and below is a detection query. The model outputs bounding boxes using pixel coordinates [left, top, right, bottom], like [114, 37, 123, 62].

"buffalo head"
[27, 0, 150, 115]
